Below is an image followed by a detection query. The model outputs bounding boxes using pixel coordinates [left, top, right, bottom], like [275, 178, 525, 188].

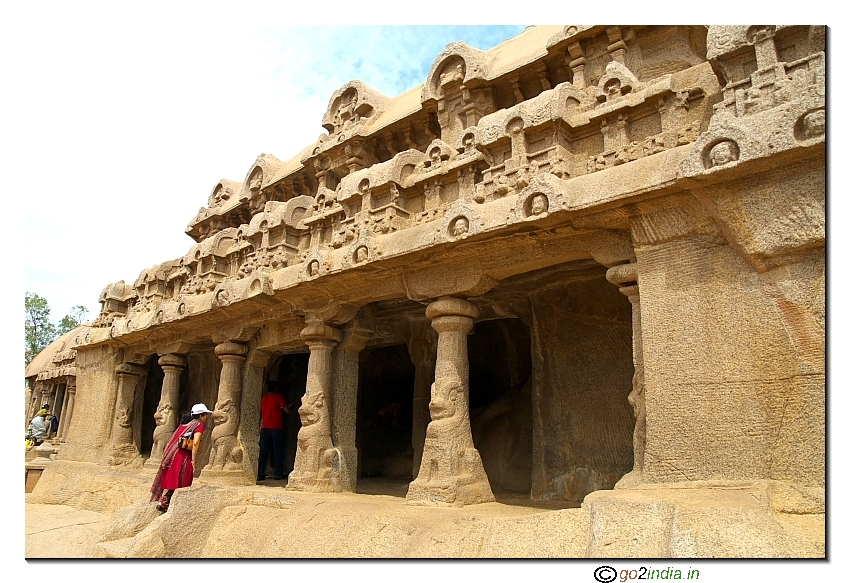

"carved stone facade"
[27, 25, 824, 558]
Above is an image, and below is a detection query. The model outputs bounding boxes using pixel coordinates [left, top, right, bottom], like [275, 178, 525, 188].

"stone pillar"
[407, 320, 437, 479]
[204, 342, 249, 479]
[56, 384, 71, 439]
[109, 363, 145, 464]
[144, 354, 185, 469]
[331, 325, 370, 492]
[287, 323, 343, 493]
[606, 262, 645, 488]
[406, 297, 494, 506]
[40, 385, 52, 415]
[568, 41, 587, 91]
[48, 384, 61, 418]
[49, 384, 66, 440]
[57, 384, 76, 441]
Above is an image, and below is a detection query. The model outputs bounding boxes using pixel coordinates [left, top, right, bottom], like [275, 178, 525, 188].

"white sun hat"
[191, 403, 213, 415]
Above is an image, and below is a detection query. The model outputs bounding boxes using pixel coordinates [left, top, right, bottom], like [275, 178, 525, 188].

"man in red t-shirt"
[258, 380, 290, 481]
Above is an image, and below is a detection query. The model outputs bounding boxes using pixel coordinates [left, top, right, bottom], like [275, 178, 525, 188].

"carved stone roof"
[75, 24, 824, 350]
[25, 326, 84, 379]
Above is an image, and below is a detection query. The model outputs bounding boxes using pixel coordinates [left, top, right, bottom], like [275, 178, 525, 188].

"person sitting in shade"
[28, 411, 49, 445]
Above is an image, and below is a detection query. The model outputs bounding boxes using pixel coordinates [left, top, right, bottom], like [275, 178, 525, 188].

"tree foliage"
[58, 305, 89, 335]
[25, 293, 89, 367]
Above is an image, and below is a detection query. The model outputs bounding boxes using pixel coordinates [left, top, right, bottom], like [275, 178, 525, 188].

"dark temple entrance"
[468, 318, 533, 496]
[261, 352, 309, 478]
[356, 344, 416, 482]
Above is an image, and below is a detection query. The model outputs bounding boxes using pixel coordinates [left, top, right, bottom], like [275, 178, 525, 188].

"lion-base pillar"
[406, 297, 494, 507]
[202, 342, 253, 485]
[143, 354, 184, 470]
[287, 323, 343, 493]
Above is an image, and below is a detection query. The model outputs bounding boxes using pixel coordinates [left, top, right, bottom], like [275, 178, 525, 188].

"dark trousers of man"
[258, 428, 286, 480]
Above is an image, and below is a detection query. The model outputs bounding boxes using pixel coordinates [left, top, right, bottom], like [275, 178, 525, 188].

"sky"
[5, 1, 848, 576]
[13, 7, 528, 323]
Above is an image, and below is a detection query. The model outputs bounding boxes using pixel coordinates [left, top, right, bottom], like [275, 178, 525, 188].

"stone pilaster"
[606, 262, 645, 488]
[407, 320, 437, 479]
[287, 323, 343, 493]
[406, 297, 494, 506]
[57, 384, 76, 441]
[109, 363, 145, 465]
[203, 342, 250, 483]
[56, 384, 71, 439]
[144, 354, 185, 469]
[331, 325, 370, 492]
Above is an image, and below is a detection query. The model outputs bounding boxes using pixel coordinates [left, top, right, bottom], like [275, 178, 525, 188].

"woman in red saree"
[150, 403, 213, 511]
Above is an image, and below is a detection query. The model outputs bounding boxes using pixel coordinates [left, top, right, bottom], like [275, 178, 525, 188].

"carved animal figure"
[150, 403, 175, 461]
[287, 390, 340, 492]
[407, 378, 493, 505]
[208, 398, 243, 471]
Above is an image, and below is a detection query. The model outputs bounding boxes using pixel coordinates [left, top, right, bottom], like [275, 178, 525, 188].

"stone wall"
[529, 274, 635, 501]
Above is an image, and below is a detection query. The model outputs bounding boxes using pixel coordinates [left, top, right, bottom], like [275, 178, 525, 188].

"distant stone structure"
[26, 25, 824, 558]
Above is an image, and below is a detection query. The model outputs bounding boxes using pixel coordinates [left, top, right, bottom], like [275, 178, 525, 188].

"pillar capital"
[425, 297, 480, 321]
[300, 323, 342, 346]
[339, 326, 371, 353]
[215, 341, 248, 358]
[605, 262, 638, 287]
[115, 363, 145, 376]
[158, 353, 186, 370]
[619, 284, 639, 301]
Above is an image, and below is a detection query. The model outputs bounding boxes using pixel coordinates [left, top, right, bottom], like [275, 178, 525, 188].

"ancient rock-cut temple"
[25, 25, 825, 558]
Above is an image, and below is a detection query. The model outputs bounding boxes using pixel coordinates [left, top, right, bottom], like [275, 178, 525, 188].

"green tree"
[25, 295, 90, 367]
[25, 292, 56, 367]
[58, 305, 89, 335]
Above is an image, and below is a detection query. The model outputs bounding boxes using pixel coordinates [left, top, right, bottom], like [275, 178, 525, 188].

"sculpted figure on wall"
[530, 194, 549, 216]
[451, 216, 469, 237]
[150, 402, 176, 462]
[287, 390, 340, 491]
[708, 140, 738, 167]
[207, 398, 243, 470]
[802, 110, 825, 139]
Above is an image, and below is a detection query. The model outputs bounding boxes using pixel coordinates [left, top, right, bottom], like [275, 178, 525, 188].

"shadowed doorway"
[356, 344, 415, 490]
